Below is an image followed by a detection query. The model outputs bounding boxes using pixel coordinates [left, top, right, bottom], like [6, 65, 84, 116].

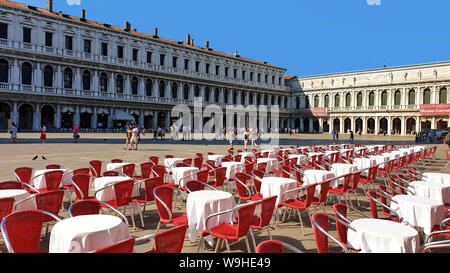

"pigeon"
[32, 155, 38, 160]
[42, 155, 47, 160]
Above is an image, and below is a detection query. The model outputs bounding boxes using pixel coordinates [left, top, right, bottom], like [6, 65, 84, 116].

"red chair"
[311, 212, 350, 253]
[0, 181, 23, 190]
[121, 164, 136, 178]
[234, 155, 242, 162]
[111, 159, 123, 163]
[277, 184, 317, 235]
[196, 170, 210, 183]
[346, 171, 361, 207]
[153, 185, 188, 233]
[234, 172, 263, 204]
[207, 167, 227, 189]
[151, 165, 168, 183]
[310, 179, 332, 213]
[39, 170, 64, 193]
[1, 210, 62, 253]
[327, 173, 352, 205]
[71, 174, 95, 201]
[250, 169, 265, 196]
[93, 237, 136, 253]
[244, 163, 254, 175]
[184, 180, 217, 193]
[257, 162, 267, 172]
[95, 179, 140, 229]
[255, 240, 303, 253]
[62, 168, 90, 203]
[366, 190, 401, 222]
[358, 165, 379, 194]
[182, 158, 192, 166]
[68, 200, 129, 224]
[45, 164, 62, 170]
[165, 155, 174, 159]
[249, 196, 277, 250]
[198, 202, 257, 253]
[377, 159, 395, 186]
[89, 160, 103, 178]
[0, 197, 15, 220]
[193, 157, 204, 169]
[131, 177, 164, 225]
[148, 156, 159, 166]
[137, 224, 188, 253]
[102, 171, 119, 177]
[332, 203, 369, 251]
[13, 167, 33, 184]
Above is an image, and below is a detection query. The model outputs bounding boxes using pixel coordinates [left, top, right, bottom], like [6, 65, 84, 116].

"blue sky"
[17, 0, 450, 77]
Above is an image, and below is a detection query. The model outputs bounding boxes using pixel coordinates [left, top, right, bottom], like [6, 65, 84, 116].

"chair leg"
[298, 210, 305, 235]
[214, 238, 222, 253]
[250, 230, 257, 252]
[267, 226, 272, 240]
[225, 239, 231, 253]
[245, 236, 252, 253]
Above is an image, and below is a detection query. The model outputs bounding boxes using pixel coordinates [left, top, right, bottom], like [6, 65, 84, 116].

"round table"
[302, 170, 335, 186]
[49, 214, 131, 253]
[352, 158, 377, 175]
[106, 163, 137, 176]
[409, 181, 450, 204]
[390, 195, 447, 234]
[94, 176, 140, 202]
[163, 158, 185, 171]
[288, 154, 307, 165]
[239, 152, 255, 163]
[0, 189, 36, 212]
[330, 163, 358, 187]
[382, 152, 401, 161]
[260, 177, 298, 205]
[257, 158, 279, 172]
[186, 190, 235, 246]
[423, 173, 450, 186]
[369, 155, 390, 168]
[33, 168, 72, 189]
[221, 162, 245, 180]
[347, 218, 420, 253]
[207, 155, 225, 164]
[171, 167, 199, 188]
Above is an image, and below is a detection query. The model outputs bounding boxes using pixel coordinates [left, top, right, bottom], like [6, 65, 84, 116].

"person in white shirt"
[130, 124, 140, 150]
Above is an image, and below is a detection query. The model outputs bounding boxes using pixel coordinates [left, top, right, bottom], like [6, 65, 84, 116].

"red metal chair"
[345, 171, 361, 207]
[257, 162, 267, 172]
[193, 157, 204, 169]
[40, 170, 64, 193]
[1, 210, 62, 253]
[135, 162, 153, 180]
[13, 167, 33, 184]
[366, 190, 401, 222]
[182, 158, 192, 166]
[310, 179, 332, 213]
[92, 237, 136, 253]
[89, 160, 103, 178]
[358, 165, 379, 194]
[234, 172, 263, 204]
[207, 167, 227, 189]
[311, 212, 350, 253]
[148, 156, 159, 166]
[62, 168, 90, 203]
[45, 164, 62, 170]
[102, 171, 119, 177]
[250, 169, 265, 196]
[255, 240, 303, 253]
[71, 174, 95, 201]
[249, 196, 277, 250]
[277, 184, 317, 235]
[196, 170, 210, 183]
[68, 199, 129, 224]
[377, 159, 395, 186]
[121, 163, 136, 178]
[234, 155, 242, 162]
[151, 165, 169, 183]
[244, 163, 254, 175]
[131, 177, 164, 225]
[111, 159, 124, 163]
[327, 173, 352, 205]
[165, 155, 174, 159]
[184, 180, 217, 193]
[332, 203, 369, 251]
[137, 224, 188, 253]
[0, 197, 15, 220]
[153, 185, 188, 233]
[198, 202, 257, 253]
[0, 181, 23, 190]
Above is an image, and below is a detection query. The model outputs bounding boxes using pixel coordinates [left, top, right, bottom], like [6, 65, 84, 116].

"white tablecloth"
[303, 170, 335, 186]
[409, 181, 450, 204]
[369, 155, 390, 168]
[330, 163, 358, 187]
[186, 190, 235, 246]
[422, 173, 450, 186]
[260, 177, 298, 205]
[239, 152, 255, 163]
[382, 152, 401, 161]
[412, 146, 425, 152]
[0, 189, 36, 212]
[390, 195, 447, 234]
[49, 214, 131, 253]
[352, 158, 377, 175]
[288, 154, 307, 165]
[257, 158, 279, 172]
[94, 176, 140, 202]
[171, 167, 199, 188]
[260, 149, 276, 158]
[347, 218, 420, 253]
[207, 155, 225, 164]
[221, 162, 245, 180]
[163, 158, 185, 171]
[33, 168, 72, 189]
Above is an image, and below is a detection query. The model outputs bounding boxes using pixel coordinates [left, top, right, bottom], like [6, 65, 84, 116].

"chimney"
[81, 9, 86, 20]
[234, 51, 239, 57]
[124, 21, 131, 31]
[153, 28, 158, 38]
[46, 0, 53, 12]
[186, 34, 191, 44]
[190, 39, 194, 46]
[205, 41, 209, 49]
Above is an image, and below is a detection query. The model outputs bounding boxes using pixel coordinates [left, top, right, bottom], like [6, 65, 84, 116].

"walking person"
[8, 123, 18, 144]
[243, 128, 249, 151]
[72, 125, 79, 143]
[349, 130, 354, 144]
[130, 124, 140, 150]
[227, 127, 235, 151]
[250, 128, 257, 147]
[124, 124, 132, 150]
[336, 131, 339, 142]
[332, 129, 336, 141]
[40, 124, 47, 143]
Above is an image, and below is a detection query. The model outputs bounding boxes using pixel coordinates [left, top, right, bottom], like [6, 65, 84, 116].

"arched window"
[324, 95, 329, 107]
[357, 92, 363, 106]
[159, 81, 166, 97]
[194, 85, 200, 97]
[271, 95, 275, 106]
[63, 68, 73, 89]
[345, 93, 351, 107]
[43, 65, 53, 87]
[82, 70, 91, 91]
[234, 91, 239, 105]
[215, 88, 220, 103]
[172, 82, 178, 99]
[314, 95, 319, 108]
[249, 92, 254, 105]
[116, 75, 124, 93]
[205, 87, 211, 103]
[408, 89, 416, 105]
[423, 89, 431, 104]
[0, 59, 8, 83]
[241, 92, 246, 105]
[394, 90, 401, 105]
[183, 84, 189, 100]
[439, 88, 447, 104]
[131, 77, 139, 95]
[369, 91, 375, 106]
[99, 72, 108, 92]
[21, 62, 32, 85]
[145, 79, 152, 96]
[381, 91, 388, 106]
[334, 94, 340, 108]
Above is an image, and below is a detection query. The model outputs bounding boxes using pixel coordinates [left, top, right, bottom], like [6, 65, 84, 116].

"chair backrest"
[95, 237, 136, 253]
[196, 170, 209, 183]
[280, 165, 292, 178]
[234, 172, 251, 198]
[257, 162, 267, 172]
[234, 155, 242, 162]
[256, 240, 284, 253]
[111, 159, 123, 163]
[332, 203, 348, 247]
[148, 156, 159, 166]
[154, 186, 175, 222]
[235, 202, 257, 239]
[45, 164, 61, 170]
[205, 160, 216, 171]
[256, 196, 277, 228]
[244, 156, 253, 164]
[69, 200, 101, 217]
[73, 168, 90, 176]
[184, 180, 205, 193]
[251, 169, 264, 194]
[151, 224, 187, 253]
[244, 163, 254, 175]
[446, 149, 450, 161]
[0, 197, 15, 220]
[182, 158, 192, 166]
[102, 171, 119, 177]
[312, 212, 330, 253]
[35, 190, 65, 221]
[165, 155, 174, 159]
[143, 177, 164, 202]
[193, 157, 204, 169]
[44, 170, 64, 191]
[152, 165, 167, 180]
[304, 184, 317, 207]
[317, 180, 332, 203]
[367, 190, 385, 219]
[14, 167, 33, 183]
[122, 164, 136, 178]
[213, 167, 227, 188]
[113, 180, 135, 207]
[1, 210, 46, 253]
[376, 185, 393, 216]
[0, 181, 23, 190]
[140, 162, 153, 179]
[72, 174, 93, 201]
[368, 165, 379, 182]
[349, 172, 361, 192]
[89, 160, 103, 178]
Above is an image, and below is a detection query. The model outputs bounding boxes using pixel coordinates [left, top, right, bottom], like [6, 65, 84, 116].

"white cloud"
[367, 0, 381, 5]
[67, 0, 81, 6]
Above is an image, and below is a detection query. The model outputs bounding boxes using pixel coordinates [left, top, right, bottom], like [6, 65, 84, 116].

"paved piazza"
[0, 132, 448, 253]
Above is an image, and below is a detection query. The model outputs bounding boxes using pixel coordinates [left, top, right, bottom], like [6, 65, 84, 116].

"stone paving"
[0, 132, 447, 253]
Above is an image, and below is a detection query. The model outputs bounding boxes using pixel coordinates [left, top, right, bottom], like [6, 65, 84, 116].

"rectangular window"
[215, 65, 220, 76]
[272, 76, 275, 84]
[234, 69, 238, 78]
[258, 73, 261, 82]
[160, 54, 165, 66]
[242, 71, 246, 80]
[117, 45, 124, 59]
[264, 75, 268, 83]
[132, 48, 138, 61]
[23, 27, 31, 43]
[101, 42, 108, 56]
[195, 61, 200, 72]
[184, 59, 189, 70]
[205, 63, 210, 74]
[225, 67, 229, 77]
[146, 51, 152, 63]
[250, 72, 254, 81]
[0, 23, 7, 39]
[45, 32, 53, 47]
[83, 39, 91, 53]
[65, 36, 73, 50]
[172, 56, 178, 68]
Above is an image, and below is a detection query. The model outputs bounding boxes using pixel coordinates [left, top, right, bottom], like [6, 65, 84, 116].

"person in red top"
[40, 124, 47, 143]
[73, 125, 79, 143]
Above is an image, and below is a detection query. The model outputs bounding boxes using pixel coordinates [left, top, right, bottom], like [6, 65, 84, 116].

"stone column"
[108, 108, 114, 128]
[93, 71, 99, 95]
[75, 105, 80, 127]
[109, 72, 115, 93]
[152, 111, 158, 128]
[12, 102, 18, 124]
[92, 107, 98, 129]
[33, 103, 41, 131]
[375, 117, 379, 134]
[74, 68, 81, 91]
[55, 104, 61, 129]
[339, 117, 344, 134]
[362, 117, 367, 135]
[299, 118, 304, 133]
[387, 117, 392, 135]
[309, 118, 313, 133]
[153, 79, 159, 98]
